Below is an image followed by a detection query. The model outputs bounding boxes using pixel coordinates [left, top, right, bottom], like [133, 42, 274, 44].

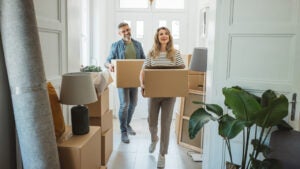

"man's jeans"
[118, 88, 138, 133]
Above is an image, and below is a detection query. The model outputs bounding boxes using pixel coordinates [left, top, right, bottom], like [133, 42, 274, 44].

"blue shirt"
[106, 38, 146, 65]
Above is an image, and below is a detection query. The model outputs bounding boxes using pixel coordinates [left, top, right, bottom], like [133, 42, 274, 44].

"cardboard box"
[99, 166, 107, 169]
[143, 69, 188, 97]
[188, 73, 205, 91]
[89, 110, 113, 133]
[86, 88, 109, 117]
[182, 54, 192, 68]
[111, 59, 144, 88]
[101, 128, 113, 165]
[58, 126, 101, 169]
[91, 70, 113, 95]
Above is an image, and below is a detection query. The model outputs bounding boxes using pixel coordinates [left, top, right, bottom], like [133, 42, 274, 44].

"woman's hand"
[108, 64, 114, 72]
[139, 69, 145, 97]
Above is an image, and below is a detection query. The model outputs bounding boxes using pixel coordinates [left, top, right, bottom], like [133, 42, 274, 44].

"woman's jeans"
[117, 88, 138, 133]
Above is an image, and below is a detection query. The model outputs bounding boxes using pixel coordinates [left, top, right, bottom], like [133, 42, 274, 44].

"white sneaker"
[149, 137, 159, 153]
[157, 154, 165, 168]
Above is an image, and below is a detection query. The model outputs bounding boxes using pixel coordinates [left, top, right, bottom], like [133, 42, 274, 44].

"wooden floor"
[107, 118, 202, 169]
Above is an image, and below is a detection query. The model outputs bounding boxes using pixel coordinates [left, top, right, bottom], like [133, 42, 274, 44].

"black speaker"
[71, 105, 89, 135]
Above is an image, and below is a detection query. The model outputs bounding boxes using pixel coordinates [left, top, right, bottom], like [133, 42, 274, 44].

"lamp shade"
[60, 72, 97, 105]
[189, 47, 207, 72]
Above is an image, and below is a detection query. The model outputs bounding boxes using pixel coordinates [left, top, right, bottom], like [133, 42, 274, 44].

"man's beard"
[123, 33, 131, 41]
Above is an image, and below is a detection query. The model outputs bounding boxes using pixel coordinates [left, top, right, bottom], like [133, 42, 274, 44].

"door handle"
[291, 93, 297, 121]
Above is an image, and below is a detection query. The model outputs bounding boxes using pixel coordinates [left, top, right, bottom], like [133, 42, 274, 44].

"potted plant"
[80, 65, 102, 72]
[188, 86, 292, 169]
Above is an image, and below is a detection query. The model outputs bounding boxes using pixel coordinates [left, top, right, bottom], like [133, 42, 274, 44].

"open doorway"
[112, 0, 188, 119]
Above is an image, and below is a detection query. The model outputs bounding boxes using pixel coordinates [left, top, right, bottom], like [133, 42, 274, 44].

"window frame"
[116, 0, 186, 12]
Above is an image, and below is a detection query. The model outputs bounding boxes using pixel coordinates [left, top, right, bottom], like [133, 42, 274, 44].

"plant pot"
[226, 162, 240, 169]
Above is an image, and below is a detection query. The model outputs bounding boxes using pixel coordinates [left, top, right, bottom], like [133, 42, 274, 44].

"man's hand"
[108, 64, 114, 72]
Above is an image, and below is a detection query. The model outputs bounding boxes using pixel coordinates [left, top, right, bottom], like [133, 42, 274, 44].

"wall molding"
[38, 28, 63, 78]
[226, 33, 295, 85]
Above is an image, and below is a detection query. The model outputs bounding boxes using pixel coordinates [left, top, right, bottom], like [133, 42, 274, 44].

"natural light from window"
[120, 0, 148, 8]
[172, 20, 180, 39]
[158, 20, 167, 28]
[81, 0, 89, 66]
[136, 21, 144, 38]
[155, 0, 184, 9]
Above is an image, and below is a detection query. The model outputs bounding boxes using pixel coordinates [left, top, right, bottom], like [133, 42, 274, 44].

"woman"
[140, 27, 185, 168]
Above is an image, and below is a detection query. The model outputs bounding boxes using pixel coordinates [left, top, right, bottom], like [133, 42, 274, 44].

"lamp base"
[71, 105, 89, 135]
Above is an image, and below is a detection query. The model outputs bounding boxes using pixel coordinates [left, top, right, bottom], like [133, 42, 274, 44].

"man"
[105, 22, 145, 143]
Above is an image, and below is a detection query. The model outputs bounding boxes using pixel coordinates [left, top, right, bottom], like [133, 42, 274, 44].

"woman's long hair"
[148, 27, 176, 62]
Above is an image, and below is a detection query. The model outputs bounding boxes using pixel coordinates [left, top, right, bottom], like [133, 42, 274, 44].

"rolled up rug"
[1, 0, 60, 168]
[0, 34, 17, 169]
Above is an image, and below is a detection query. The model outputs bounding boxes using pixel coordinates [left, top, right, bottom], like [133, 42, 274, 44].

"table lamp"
[60, 72, 97, 135]
[189, 47, 207, 91]
[189, 47, 207, 72]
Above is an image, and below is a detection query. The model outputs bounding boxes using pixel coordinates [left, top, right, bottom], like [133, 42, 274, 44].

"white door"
[204, 0, 300, 169]
[114, 1, 187, 119]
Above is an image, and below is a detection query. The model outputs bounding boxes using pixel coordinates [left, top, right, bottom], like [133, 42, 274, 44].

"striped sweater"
[144, 50, 185, 68]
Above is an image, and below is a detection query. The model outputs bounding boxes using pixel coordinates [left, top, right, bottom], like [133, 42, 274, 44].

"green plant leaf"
[222, 87, 261, 123]
[233, 86, 261, 103]
[192, 101, 223, 116]
[256, 95, 288, 127]
[218, 114, 248, 139]
[206, 104, 223, 116]
[261, 90, 277, 107]
[251, 139, 270, 158]
[192, 101, 205, 105]
[189, 108, 216, 139]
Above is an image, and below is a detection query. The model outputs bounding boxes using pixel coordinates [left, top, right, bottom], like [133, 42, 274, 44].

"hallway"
[107, 118, 202, 169]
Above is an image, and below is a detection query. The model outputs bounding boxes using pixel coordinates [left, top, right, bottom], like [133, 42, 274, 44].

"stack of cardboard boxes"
[57, 126, 102, 169]
[86, 87, 113, 167]
[57, 70, 114, 169]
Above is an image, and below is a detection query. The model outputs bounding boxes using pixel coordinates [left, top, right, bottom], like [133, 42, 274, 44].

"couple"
[105, 22, 185, 168]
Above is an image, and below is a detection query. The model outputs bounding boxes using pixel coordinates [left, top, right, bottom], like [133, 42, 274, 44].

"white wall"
[90, 0, 108, 66]
[67, 0, 82, 72]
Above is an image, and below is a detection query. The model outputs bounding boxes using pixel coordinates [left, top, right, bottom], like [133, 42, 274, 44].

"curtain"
[0, 0, 60, 168]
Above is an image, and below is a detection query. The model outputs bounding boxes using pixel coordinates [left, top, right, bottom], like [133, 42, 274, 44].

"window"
[172, 20, 180, 39]
[119, 0, 184, 9]
[120, 0, 148, 8]
[155, 0, 184, 9]
[136, 21, 144, 38]
[81, 0, 90, 66]
[158, 20, 167, 27]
